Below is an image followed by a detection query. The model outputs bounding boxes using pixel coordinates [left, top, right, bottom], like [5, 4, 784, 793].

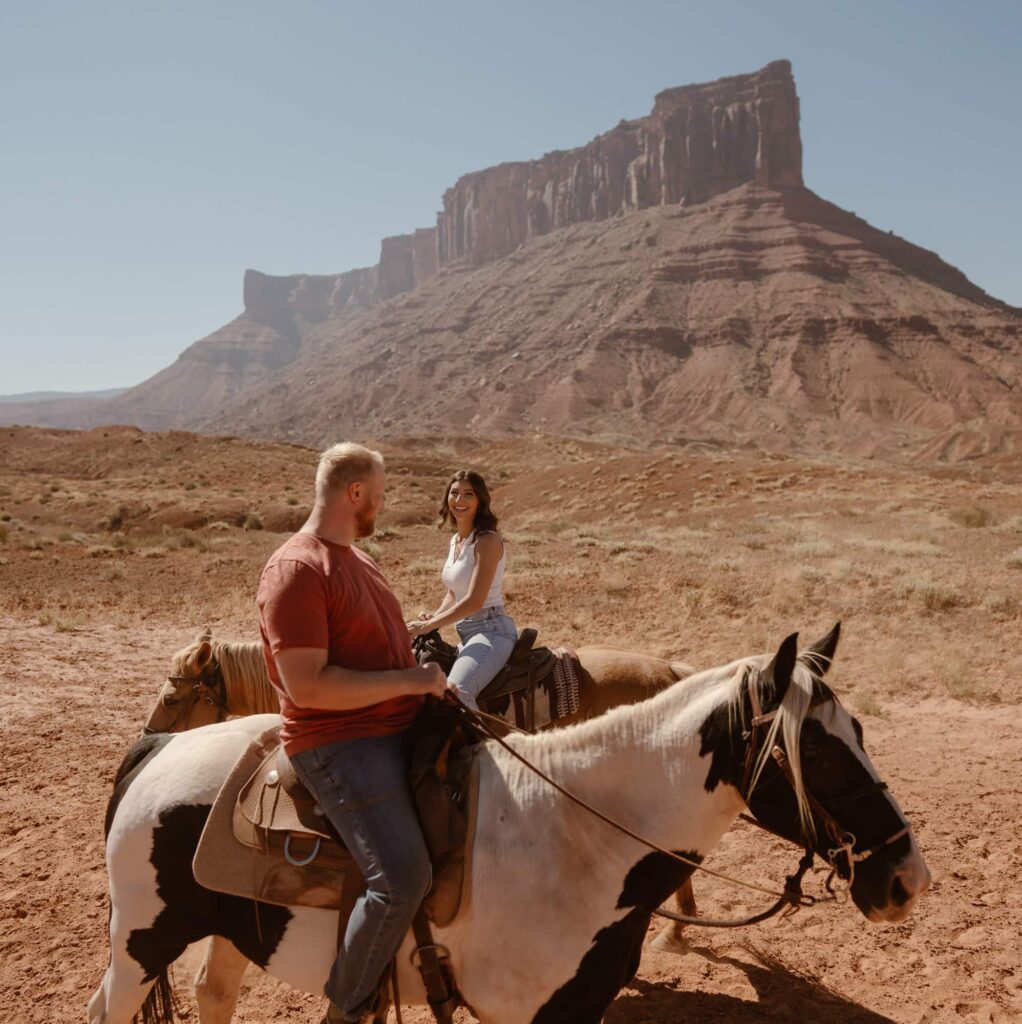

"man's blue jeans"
[290, 729, 431, 1022]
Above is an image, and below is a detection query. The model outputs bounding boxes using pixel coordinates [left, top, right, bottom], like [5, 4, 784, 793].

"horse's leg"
[650, 878, 697, 954]
[87, 935, 164, 1024]
[194, 935, 250, 1024]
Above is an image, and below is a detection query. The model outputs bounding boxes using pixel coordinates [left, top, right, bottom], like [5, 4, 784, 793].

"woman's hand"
[406, 617, 433, 638]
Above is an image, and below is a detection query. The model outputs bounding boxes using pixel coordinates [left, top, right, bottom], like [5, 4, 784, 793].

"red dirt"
[1, 426, 1020, 1023]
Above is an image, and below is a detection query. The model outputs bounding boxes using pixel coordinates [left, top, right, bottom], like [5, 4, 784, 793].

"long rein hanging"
[448, 691, 821, 921]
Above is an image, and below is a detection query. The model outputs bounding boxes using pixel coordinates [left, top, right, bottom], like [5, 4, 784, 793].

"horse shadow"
[605, 943, 895, 1023]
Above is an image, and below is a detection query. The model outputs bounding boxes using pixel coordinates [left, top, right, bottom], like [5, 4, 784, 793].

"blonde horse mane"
[736, 658, 818, 838]
[211, 640, 280, 715]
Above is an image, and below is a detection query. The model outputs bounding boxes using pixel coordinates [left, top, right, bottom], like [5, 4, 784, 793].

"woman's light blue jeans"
[290, 729, 431, 1022]
[449, 606, 517, 710]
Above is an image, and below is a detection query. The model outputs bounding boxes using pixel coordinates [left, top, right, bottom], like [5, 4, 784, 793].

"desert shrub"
[983, 592, 1016, 617]
[903, 578, 963, 611]
[243, 513, 263, 531]
[796, 564, 826, 584]
[854, 691, 887, 718]
[162, 529, 209, 552]
[938, 657, 990, 702]
[286, 497, 299, 506]
[1006, 549, 1022, 569]
[375, 525, 400, 540]
[0, 524, 6, 544]
[854, 537, 941, 558]
[103, 566, 126, 582]
[36, 610, 84, 633]
[0, 512, 11, 521]
[87, 545, 118, 558]
[949, 506, 993, 528]
[356, 539, 381, 560]
[791, 540, 836, 558]
[208, 521, 232, 532]
[994, 515, 1022, 534]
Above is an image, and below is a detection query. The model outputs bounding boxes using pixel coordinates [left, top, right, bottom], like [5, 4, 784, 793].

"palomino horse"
[142, 629, 691, 734]
[92, 629, 929, 1024]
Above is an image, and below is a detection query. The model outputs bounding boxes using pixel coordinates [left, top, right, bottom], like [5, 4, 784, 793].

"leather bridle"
[740, 674, 913, 891]
[141, 662, 229, 735]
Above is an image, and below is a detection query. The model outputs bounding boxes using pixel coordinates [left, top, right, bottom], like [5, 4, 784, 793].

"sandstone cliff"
[5, 60, 1020, 462]
[437, 60, 802, 265]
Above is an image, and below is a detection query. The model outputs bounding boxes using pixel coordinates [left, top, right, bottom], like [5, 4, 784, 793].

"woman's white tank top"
[441, 531, 506, 609]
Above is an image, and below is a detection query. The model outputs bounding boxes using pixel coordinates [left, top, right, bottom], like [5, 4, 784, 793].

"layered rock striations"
[436, 60, 802, 265]
[199, 184, 1021, 461]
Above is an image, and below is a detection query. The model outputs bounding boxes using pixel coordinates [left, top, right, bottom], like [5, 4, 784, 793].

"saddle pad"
[193, 725, 357, 909]
[193, 723, 481, 925]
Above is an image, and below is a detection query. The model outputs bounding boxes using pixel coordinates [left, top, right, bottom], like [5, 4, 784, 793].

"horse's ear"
[762, 632, 799, 706]
[803, 622, 841, 676]
[189, 640, 213, 673]
[195, 625, 213, 644]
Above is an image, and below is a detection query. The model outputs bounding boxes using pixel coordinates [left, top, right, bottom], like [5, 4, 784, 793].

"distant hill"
[0, 387, 127, 405]
[4, 60, 1019, 462]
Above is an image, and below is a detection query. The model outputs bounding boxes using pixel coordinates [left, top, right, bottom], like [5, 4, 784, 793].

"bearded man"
[257, 442, 447, 1023]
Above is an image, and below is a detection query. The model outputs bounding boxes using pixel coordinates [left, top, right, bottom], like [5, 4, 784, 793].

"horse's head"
[142, 628, 227, 734]
[738, 625, 930, 923]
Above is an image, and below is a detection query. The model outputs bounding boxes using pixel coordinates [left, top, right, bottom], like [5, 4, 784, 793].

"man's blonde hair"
[315, 442, 384, 501]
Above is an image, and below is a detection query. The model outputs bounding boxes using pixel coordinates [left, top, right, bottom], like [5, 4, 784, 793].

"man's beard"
[354, 503, 377, 538]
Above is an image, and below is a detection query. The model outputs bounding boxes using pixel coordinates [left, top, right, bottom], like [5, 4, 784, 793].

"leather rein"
[141, 662, 229, 735]
[451, 669, 913, 930]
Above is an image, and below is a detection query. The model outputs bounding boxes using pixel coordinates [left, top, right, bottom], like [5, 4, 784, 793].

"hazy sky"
[2, 0, 1019, 395]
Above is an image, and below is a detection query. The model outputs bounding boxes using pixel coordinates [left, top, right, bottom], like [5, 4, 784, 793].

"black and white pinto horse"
[89, 629, 930, 1024]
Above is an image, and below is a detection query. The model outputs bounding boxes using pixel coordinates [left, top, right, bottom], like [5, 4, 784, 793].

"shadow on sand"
[605, 943, 895, 1024]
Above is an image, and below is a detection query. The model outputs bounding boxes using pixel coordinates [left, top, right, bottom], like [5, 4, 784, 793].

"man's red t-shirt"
[256, 532, 422, 756]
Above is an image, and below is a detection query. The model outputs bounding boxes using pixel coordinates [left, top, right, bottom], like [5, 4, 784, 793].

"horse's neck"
[496, 673, 746, 856]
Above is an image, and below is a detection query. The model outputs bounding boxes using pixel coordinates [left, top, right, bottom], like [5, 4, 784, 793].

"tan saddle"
[193, 716, 480, 929]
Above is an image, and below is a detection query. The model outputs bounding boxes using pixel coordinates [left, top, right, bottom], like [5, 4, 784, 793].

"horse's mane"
[514, 650, 822, 837]
[737, 659, 818, 836]
[212, 640, 280, 715]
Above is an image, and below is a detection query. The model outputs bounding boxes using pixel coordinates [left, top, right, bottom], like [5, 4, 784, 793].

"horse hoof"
[650, 926, 691, 956]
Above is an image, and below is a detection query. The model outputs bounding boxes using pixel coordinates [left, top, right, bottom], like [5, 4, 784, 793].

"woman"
[406, 469, 516, 710]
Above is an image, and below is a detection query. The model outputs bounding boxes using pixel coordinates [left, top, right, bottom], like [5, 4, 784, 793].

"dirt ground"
[1, 426, 1020, 1023]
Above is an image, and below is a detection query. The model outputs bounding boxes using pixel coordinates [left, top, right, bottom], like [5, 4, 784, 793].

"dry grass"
[0, 429, 1019, 706]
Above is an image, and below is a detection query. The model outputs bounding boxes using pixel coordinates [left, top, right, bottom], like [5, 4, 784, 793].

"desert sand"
[1, 425, 1020, 1023]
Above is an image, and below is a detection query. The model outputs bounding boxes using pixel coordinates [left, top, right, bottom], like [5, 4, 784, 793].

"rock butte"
[4, 60, 1020, 461]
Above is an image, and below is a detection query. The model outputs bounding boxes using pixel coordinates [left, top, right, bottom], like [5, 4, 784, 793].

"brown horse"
[141, 629, 698, 1022]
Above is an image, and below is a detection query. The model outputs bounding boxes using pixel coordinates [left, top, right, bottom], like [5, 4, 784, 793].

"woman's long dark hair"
[438, 469, 499, 534]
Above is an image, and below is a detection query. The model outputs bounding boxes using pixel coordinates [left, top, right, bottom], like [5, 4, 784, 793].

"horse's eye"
[801, 740, 820, 761]
[162, 696, 179, 706]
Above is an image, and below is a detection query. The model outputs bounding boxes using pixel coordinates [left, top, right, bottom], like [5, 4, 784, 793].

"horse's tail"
[134, 969, 177, 1024]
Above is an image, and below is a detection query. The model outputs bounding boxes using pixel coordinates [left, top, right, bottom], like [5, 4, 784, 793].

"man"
[257, 442, 447, 1024]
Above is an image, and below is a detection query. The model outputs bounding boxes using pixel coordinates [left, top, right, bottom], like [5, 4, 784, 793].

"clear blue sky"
[2, 0, 1019, 394]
